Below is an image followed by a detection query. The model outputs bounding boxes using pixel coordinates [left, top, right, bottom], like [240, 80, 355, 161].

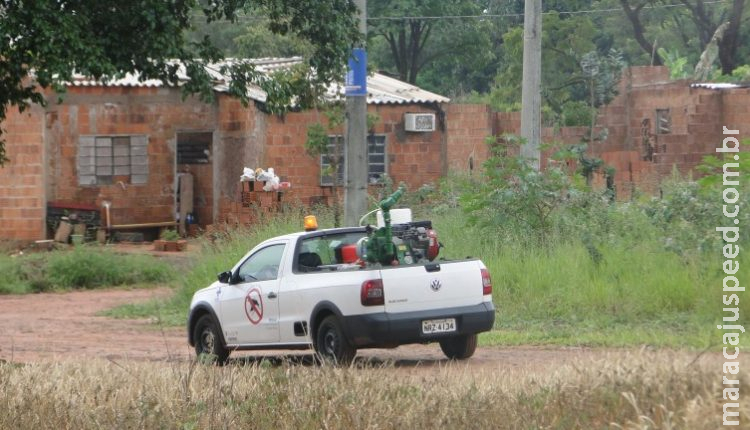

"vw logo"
[430, 279, 442, 292]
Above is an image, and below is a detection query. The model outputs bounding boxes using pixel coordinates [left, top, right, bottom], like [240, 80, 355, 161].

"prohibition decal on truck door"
[244, 288, 264, 325]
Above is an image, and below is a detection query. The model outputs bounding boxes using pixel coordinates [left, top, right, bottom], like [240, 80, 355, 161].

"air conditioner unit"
[404, 113, 436, 132]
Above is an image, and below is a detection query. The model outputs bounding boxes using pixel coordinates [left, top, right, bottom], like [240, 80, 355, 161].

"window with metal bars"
[656, 109, 671, 134]
[78, 135, 148, 185]
[177, 132, 212, 164]
[320, 135, 386, 186]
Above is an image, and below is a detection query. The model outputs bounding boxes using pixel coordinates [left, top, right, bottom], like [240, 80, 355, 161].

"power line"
[191, 0, 730, 24]
[366, 0, 730, 21]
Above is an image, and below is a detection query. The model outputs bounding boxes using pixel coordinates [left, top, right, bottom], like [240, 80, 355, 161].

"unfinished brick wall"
[215, 95, 264, 209]
[446, 104, 494, 175]
[258, 103, 447, 207]
[722, 88, 750, 134]
[592, 67, 729, 197]
[0, 105, 46, 242]
[46, 86, 217, 227]
[485, 66, 745, 199]
[494, 112, 589, 170]
[372, 104, 444, 189]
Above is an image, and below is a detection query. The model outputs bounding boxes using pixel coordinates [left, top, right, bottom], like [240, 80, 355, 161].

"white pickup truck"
[187, 225, 495, 364]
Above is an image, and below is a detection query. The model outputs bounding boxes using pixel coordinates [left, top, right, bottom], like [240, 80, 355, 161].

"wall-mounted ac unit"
[404, 113, 436, 132]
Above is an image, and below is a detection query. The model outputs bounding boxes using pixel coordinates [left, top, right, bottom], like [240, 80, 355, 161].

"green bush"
[0, 247, 174, 293]
[560, 100, 595, 126]
[160, 229, 180, 241]
[461, 135, 593, 244]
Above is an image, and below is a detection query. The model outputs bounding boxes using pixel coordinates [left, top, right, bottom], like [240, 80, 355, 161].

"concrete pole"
[344, 0, 368, 226]
[520, 0, 542, 170]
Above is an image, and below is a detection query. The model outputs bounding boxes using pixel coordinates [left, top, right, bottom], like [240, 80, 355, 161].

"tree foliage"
[462, 134, 580, 243]
[617, 0, 747, 74]
[367, 0, 490, 91]
[489, 13, 603, 116]
[0, 0, 360, 165]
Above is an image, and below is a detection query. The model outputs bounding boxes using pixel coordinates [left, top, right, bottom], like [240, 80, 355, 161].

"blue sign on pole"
[345, 48, 367, 96]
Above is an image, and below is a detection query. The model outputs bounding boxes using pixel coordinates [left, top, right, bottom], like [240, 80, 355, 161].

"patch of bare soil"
[0, 288, 189, 363]
[0, 288, 718, 372]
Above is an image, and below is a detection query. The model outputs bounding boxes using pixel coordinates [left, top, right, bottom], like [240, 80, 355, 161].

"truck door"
[219, 242, 286, 345]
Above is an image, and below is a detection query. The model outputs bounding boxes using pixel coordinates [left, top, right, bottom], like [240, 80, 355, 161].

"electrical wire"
[193, 0, 732, 23]
[366, 0, 731, 21]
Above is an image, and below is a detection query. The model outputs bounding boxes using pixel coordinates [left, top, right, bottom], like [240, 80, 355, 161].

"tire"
[314, 315, 356, 365]
[193, 314, 230, 365]
[439, 334, 477, 360]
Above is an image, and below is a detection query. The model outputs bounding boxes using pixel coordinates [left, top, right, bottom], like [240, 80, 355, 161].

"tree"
[0, 0, 360, 165]
[233, 19, 314, 58]
[680, 0, 745, 74]
[618, 0, 747, 74]
[489, 13, 600, 115]
[619, 0, 664, 65]
[367, 0, 487, 86]
[184, 13, 313, 58]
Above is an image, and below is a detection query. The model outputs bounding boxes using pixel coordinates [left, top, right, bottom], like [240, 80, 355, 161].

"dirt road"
[0, 288, 188, 362]
[0, 288, 711, 370]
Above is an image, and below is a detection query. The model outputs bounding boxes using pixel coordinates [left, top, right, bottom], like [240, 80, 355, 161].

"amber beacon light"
[304, 215, 318, 231]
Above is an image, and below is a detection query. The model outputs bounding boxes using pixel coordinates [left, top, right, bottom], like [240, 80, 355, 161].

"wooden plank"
[109, 221, 177, 230]
[178, 173, 194, 235]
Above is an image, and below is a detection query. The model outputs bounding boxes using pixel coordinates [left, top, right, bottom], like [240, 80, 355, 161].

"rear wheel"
[193, 314, 230, 365]
[439, 334, 477, 360]
[315, 315, 356, 365]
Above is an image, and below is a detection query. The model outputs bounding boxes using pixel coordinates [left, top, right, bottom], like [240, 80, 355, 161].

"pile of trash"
[240, 167, 291, 192]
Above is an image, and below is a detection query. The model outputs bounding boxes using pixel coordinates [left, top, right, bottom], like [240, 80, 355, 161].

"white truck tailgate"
[380, 260, 484, 313]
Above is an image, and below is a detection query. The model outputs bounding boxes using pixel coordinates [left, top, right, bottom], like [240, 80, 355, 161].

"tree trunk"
[718, 0, 745, 74]
[383, 20, 429, 84]
[619, 0, 663, 66]
[680, 0, 716, 47]
[407, 20, 422, 83]
[398, 27, 408, 82]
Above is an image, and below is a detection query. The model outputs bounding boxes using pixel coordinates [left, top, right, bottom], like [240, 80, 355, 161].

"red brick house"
[0, 58, 491, 242]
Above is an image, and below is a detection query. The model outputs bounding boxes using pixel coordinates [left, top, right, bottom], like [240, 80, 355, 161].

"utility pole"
[520, 0, 542, 170]
[344, 0, 368, 226]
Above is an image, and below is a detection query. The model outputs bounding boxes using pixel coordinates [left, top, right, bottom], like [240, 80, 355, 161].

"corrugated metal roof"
[330, 73, 450, 105]
[67, 57, 449, 105]
[69, 72, 165, 88]
[690, 82, 746, 90]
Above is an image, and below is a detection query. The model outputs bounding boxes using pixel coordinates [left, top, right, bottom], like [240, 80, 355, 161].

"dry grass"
[1, 350, 747, 429]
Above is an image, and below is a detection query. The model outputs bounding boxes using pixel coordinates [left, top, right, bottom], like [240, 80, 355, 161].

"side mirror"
[217, 271, 232, 284]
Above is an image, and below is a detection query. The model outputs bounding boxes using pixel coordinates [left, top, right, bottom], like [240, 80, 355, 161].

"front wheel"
[193, 314, 230, 365]
[315, 315, 356, 365]
[439, 334, 477, 360]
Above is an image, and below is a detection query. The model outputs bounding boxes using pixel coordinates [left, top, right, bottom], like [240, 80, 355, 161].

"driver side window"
[236, 244, 285, 282]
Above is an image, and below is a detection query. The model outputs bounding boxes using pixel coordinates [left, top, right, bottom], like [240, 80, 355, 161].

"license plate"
[422, 318, 456, 334]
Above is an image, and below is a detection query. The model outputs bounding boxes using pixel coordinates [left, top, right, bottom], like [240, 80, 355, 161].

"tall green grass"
[433, 197, 748, 347]
[438, 208, 741, 319]
[0, 247, 174, 294]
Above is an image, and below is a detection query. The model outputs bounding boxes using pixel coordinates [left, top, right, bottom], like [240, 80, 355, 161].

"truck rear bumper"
[343, 302, 495, 348]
